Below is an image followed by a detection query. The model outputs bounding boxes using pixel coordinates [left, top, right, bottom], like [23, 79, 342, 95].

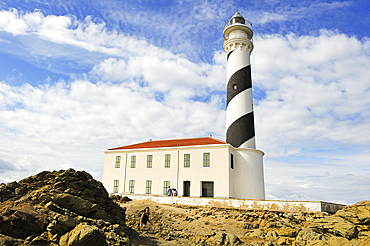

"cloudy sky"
[1, 0, 369, 205]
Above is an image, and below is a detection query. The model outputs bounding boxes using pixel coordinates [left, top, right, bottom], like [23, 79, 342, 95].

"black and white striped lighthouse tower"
[224, 10, 256, 149]
[223, 10, 265, 199]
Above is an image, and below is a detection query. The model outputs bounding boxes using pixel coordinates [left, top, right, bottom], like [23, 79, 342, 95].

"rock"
[247, 242, 265, 246]
[105, 231, 129, 245]
[53, 193, 100, 218]
[295, 228, 325, 246]
[205, 231, 241, 245]
[244, 221, 259, 229]
[59, 223, 108, 246]
[47, 214, 77, 235]
[337, 200, 370, 225]
[306, 240, 327, 246]
[266, 221, 284, 229]
[44, 201, 66, 214]
[0, 201, 48, 239]
[0, 233, 22, 246]
[325, 236, 350, 246]
[274, 227, 299, 238]
[248, 229, 264, 239]
[357, 236, 370, 246]
[120, 196, 132, 202]
[307, 216, 357, 239]
[226, 233, 241, 245]
[276, 237, 291, 245]
[265, 230, 278, 241]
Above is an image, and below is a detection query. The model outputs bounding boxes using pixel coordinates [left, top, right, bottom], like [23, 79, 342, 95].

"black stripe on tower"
[226, 65, 255, 148]
[226, 112, 255, 148]
[227, 65, 252, 106]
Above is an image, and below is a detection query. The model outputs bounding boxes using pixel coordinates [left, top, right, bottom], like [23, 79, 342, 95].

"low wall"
[123, 194, 345, 213]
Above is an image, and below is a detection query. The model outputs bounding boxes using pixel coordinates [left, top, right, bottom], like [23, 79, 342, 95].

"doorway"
[201, 181, 214, 198]
[183, 181, 191, 197]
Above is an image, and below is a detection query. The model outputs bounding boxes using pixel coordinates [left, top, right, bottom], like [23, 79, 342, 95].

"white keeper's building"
[103, 10, 266, 200]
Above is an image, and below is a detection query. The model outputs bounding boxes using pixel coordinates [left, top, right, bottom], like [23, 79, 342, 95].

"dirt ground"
[120, 199, 260, 245]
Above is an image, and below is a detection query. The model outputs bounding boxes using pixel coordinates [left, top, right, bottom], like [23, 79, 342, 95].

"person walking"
[140, 207, 152, 227]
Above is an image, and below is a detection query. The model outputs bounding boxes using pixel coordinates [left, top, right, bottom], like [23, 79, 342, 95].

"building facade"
[103, 137, 264, 199]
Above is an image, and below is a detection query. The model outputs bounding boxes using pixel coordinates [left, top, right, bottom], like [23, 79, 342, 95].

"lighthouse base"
[231, 148, 265, 199]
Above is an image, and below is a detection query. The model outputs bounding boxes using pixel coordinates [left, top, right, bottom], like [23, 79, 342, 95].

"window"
[230, 153, 234, 169]
[233, 84, 237, 90]
[147, 155, 153, 168]
[129, 180, 135, 194]
[184, 153, 190, 167]
[203, 152, 210, 167]
[115, 156, 121, 168]
[145, 180, 152, 194]
[130, 155, 136, 168]
[163, 181, 170, 195]
[113, 180, 119, 193]
[165, 154, 171, 168]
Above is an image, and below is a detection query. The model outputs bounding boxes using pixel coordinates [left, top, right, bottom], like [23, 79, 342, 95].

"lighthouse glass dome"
[223, 11, 252, 31]
[230, 12, 245, 25]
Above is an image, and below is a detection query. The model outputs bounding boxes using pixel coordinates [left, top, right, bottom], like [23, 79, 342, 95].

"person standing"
[167, 186, 172, 196]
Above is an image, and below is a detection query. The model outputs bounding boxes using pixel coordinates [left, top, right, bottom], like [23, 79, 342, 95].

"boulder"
[59, 223, 108, 246]
[0, 201, 48, 239]
[274, 227, 299, 238]
[265, 230, 278, 241]
[47, 214, 77, 235]
[295, 228, 325, 246]
[52, 193, 101, 218]
[226, 233, 241, 245]
[307, 216, 357, 239]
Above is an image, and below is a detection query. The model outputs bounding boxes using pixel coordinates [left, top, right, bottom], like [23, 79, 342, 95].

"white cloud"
[249, 1, 352, 25]
[253, 31, 370, 158]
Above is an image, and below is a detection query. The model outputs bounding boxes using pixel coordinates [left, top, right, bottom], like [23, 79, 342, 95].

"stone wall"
[123, 194, 345, 213]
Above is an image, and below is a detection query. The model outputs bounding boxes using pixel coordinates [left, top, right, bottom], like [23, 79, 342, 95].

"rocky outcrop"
[241, 200, 370, 245]
[1, 169, 369, 246]
[0, 169, 128, 245]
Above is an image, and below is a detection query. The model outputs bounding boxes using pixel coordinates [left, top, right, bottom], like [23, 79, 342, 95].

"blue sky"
[1, 0, 370, 204]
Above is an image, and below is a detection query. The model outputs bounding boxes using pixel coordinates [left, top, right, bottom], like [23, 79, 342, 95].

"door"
[201, 181, 214, 198]
[183, 181, 191, 197]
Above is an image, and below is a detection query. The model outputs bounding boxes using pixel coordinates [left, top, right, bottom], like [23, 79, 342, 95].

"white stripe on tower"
[223, 10, 255, 149]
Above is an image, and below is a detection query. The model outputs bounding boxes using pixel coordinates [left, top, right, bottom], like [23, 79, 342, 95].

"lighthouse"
[223, 10, 265, 199]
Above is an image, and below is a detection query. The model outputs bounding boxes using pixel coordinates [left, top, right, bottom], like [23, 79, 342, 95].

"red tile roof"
[108, 137, 227, 150]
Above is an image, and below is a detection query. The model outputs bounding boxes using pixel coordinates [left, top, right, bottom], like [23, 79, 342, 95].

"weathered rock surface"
[59, 223, 107, 246]
[0, 169, 128, 245]
[0, 201, 48, 239]
[205, 231, 241, 245]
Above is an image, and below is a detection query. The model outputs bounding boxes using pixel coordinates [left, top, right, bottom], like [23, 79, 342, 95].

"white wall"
[103, 144, 231, 198]
[103, 144, 265, 199]
[233, 148, 265, 199]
